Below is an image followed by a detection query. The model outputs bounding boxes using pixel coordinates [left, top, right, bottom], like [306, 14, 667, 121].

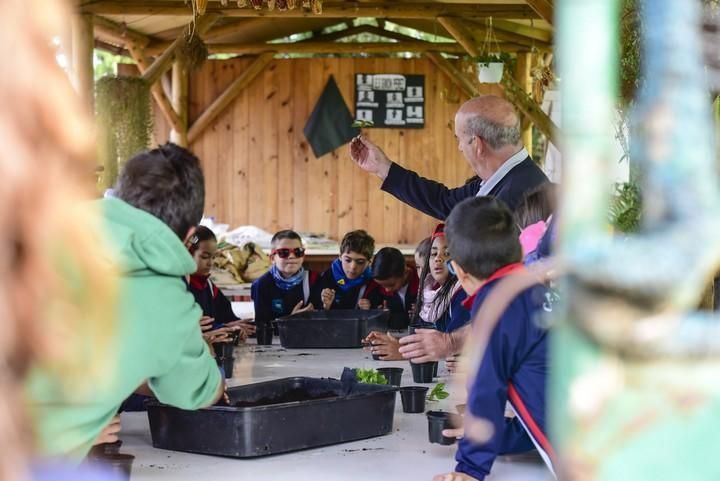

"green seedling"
[427, 383, 449, 401]
[355, 368, 388, 385]
[352, 119, 375, 128]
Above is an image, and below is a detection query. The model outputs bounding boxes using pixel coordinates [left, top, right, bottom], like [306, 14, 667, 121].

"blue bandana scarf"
[271, 265, 305, 291]
[331, 258, 372, 292]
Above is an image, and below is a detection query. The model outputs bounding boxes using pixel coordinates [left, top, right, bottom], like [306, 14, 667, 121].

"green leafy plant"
[474, 52, 514, 68]
[608, 181, 642, 233]
[427, 383, 449, 401]
[355, 368, 388, 385]
[352, 119, 374, 128]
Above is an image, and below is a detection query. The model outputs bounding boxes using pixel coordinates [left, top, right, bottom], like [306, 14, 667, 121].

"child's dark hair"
[189, 225, 216, 254]
[271, 229, 303, 246]
[414, 237, 431, 263]
[114, 143, 205, 240]
[414, 235, 459, 325]
[514, 182, 556, 229]
[340, 229, 375, 260]
[372, 247, 406, 280]
[445, 197, 521, 279]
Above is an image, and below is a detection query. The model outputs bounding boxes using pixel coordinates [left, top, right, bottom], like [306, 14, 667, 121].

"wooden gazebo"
[72, 0, 558, 243]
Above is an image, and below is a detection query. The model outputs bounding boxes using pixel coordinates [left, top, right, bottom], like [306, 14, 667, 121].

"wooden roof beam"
[463, 19, 552, 50]
[142, 13, 220, 85]
[93, 15, 151, 48]
[79, 2, 540, 20]
[525, 0, 554, 26]
[188, 52, 274, 144]
[490, 19, 553, 42]
[425, 52, 476, 98]
[300, 23, 453, 44]
[205, 41, 472, 55]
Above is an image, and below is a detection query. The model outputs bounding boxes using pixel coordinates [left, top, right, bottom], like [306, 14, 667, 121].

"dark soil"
[233, 388, 338, 407]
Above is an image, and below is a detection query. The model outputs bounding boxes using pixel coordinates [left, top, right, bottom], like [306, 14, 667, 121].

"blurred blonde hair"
[0, 0, 117, 478]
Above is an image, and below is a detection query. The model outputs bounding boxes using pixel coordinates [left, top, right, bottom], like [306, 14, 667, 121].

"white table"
[120, 343, 552, 481]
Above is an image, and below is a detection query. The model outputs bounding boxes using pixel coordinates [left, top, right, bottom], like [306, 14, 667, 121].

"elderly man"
[349, 95, 548, 219]
[349, 95, 549, 364]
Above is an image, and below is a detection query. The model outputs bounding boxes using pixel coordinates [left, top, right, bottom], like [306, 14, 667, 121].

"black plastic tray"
[146, 377, 397, 458]
[274, 309, 389, 348]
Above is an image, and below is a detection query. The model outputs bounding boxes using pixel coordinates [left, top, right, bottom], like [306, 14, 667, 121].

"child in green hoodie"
[27, 144, 223, 458]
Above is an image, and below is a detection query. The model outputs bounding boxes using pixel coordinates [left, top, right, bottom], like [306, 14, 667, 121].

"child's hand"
[291, 301, 314, 315]
[446, 353, 462, 374]
[199, 316, 215, 332]
[357, 298, 371, 310]
[93, 415, 121, 445]
[321, 288, 336, 310]
[432, 472, 478, 481]
[203, 327, 234, 344]
[441, 427, 464, 440]
[367, 331, 402, 360]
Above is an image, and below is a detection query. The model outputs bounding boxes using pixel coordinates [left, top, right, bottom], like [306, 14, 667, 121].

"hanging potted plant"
[474, 17, 513, 84]
[476, 52, 513, 83]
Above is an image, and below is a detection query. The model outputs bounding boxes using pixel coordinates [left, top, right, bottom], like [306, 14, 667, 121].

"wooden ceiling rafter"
[79, 2, 541, 20]
[205, 40, 470, 55]
[524, 0, 554, 26]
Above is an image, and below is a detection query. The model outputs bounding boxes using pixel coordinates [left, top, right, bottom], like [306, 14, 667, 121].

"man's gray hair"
[465, 115, 521, 150]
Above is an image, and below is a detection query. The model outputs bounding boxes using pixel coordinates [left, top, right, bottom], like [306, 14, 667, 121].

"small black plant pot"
[376, 367, 403, 387]
[400, 386, 428, 413]
[222, 356, 235, 379]
[256, 325, 273, 345]
[408, 321, 436, 335]
[426, 410, 462, 445]
[372, 352, 382, 361]
[213, 342, 234, 360]
[96, 453, 135, 480]
[410, 361, 437, 383]
[433, 362, 439, 378]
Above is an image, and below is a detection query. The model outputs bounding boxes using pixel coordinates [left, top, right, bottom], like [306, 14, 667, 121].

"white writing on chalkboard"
[354, 74, 425, 129]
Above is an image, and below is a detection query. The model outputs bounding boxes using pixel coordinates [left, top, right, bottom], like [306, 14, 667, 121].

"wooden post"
[514, 52, 534, 152]
[188, 52, 274, 144]
[170, 60, 189, 147]
[71, 13, 95, 111]
[128, 45, 184, 134]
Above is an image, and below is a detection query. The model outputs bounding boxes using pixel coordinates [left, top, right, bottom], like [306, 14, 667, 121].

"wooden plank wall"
[148, 57, 504, 245]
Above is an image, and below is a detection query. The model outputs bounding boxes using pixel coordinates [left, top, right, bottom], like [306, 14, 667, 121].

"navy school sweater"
[309, 269, 374, 311]
[455, 268, 555, 480]
[186, 275, 238, 329]
[251, 270, 318, 326]
[365, 267, 420, 330]
[434, 288, 470, 333]
[381, 158, 548, 220]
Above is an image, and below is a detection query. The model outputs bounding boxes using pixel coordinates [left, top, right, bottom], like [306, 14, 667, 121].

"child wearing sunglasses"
[251, 230, 318, 328]
[310, 229, 376, 310]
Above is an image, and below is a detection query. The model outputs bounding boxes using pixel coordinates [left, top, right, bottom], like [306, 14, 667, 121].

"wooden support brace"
[514, 52, 534, 151]
[425, 52, 477, 98]
[188, 52, 274, 144]
[94, 15, 150, 48]
[501, 72, 559, 146]
[142, 13, 219, 85]
[170, 60, 189, 147]
[128, 45, 184, 134]
[437, 17, 480, 58]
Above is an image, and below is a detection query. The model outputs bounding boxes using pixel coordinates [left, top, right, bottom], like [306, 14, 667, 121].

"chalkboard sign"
[354, 74, 425, 129]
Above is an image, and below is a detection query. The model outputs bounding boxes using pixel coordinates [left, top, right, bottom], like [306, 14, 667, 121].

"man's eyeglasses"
[271, 248, 306, 259]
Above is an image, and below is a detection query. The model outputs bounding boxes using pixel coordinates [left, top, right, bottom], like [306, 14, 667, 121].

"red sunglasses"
[271, 247, 306, 259]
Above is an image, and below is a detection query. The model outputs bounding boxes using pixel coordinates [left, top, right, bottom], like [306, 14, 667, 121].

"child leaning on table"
[251, 230, 319, 328]
[433, 196, 555, 481]
[365, 247, 419, 330]
[310, 229, 376, 310]
[186, 225, 255, 343]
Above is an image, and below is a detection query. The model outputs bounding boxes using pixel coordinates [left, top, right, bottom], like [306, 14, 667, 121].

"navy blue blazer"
[380, 157, 548, 220]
